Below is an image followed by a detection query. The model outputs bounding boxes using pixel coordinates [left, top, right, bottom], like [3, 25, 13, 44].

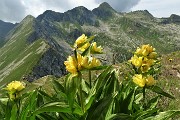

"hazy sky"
[0, 0, 180, 23]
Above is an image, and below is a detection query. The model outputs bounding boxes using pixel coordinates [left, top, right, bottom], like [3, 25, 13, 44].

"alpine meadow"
[0, 2, 180, 120]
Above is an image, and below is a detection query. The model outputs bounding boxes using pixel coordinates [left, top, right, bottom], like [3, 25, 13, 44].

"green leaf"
[92, 66, 112, 95]
[144, 110, 180, 120]
[53, 79, 65, 93]
[38, 90, 54, 101]
[81, 79, 89, 94]
[5, 100, 13, 120]
[147, 96, 159, 109]
[148, 86, 175, 99]
[86, 95, 114, 120]
[85, 95, 95, 111]
[133, 108, 159, 120]
[121, 88, 136, 113]
[81, 45, 91, 56]
[0, 99, 7, 115]
[87, 35, 95, 42]
[65, 75, 79, 111]
[33, 102, 71, 115]
[105, 113, 133, 120]
[10, 104, 17, 120]
[19, 91, 38, 120]
[36, 114, 57, 120]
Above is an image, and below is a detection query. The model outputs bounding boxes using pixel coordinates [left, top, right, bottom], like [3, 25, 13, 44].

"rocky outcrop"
[27, 47, 67, 82]
[161, 14, 180, 24]
[37, 6, 96, 26]
[169, 14, 180, 23]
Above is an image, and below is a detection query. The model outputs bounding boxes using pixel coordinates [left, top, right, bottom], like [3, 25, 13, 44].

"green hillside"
[0, 16, 49, 88]
[0, 2, 180, 85]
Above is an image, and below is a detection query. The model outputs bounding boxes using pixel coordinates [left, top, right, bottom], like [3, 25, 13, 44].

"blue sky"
[0, 0, 180, 23]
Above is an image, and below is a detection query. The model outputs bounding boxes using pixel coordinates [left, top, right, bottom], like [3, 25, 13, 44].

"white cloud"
[0, 0, 26, 23]
[132, 0, 180, 17]
[0, 0, 180, 23]
[95, 0, 140, 12]
[23, 0, 98, 18]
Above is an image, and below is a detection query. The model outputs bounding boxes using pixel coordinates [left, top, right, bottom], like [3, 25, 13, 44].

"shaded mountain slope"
[0, 20, 17, 46]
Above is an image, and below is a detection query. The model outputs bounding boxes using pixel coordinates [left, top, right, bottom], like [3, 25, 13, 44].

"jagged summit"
[161, 14, 180, 24]
[98, 2, 115, 11]
[169, 14, 180, 23]
[92, 2, 116, 20]
[22, 15, 35, 21]
[125, 10, 154, 20]
[20, 15, 35, 25]
[37, 10, 62, 22]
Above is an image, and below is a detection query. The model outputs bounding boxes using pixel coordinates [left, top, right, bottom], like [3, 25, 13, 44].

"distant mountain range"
[0, 20, 17, 46]
[0, 2, 180, 86]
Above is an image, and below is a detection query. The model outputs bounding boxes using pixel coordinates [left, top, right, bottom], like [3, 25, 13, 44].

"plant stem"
[89, 70, 92, 88]
[80, 83, 85, 113]
[79, 73, 85, 113]
[143, 87, 146, 109]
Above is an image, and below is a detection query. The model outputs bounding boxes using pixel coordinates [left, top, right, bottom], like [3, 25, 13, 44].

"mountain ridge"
[0, 20, 17, 46]
[0, 2, 180, 85]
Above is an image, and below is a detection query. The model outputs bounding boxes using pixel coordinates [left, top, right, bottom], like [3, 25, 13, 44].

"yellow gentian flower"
[145, 75, 156, 86]
[130, 55, 143, 67]
[91, 42, 103, 54]
[6, 81, 25, 93]
[141, 64, 150, 73]
[78, 42, 90, 52]
[81, 56, 101, 69]
[142, 57, 154, 67]
[88, 57, 101, 69]
[64, 56, 78, 75]
[74, 34, 88, 48]
[135, 47, 142, 55]
[141, 44, 154, 56]
[64, 53, 84, 76]
[148, 52, 157, 59]
[5, 81, 25, 100]
[132, 74, 146, 87]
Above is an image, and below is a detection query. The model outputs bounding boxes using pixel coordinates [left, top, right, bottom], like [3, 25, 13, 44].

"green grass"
[0, 18, 49, 88]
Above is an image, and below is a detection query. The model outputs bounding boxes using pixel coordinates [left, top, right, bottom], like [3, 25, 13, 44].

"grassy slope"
[25, 51, 180, 112]
[80, 13, 180, 64]
[157, 51, 180, 110]
[0, 17, 49, 88]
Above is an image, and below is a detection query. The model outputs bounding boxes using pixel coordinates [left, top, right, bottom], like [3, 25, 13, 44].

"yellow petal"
[74, 34, 87, 48]
[135, 47, 142, 55]
[64, 56, 78, 74]
[148, 52, 157, 59]
[91, 42, 103, 54]
[131, 55, 143, 67]
[133, 74, 146, 87]
[141, 44, 154, 56]
[78, 42, 90, 52]
[6, 81, 25, 93]
[146, 75, 156, 86]
[141, 64, 150, 73]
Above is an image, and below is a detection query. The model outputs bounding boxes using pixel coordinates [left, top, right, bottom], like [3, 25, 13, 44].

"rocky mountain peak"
[37, 10, 62, 22]
[20, 15, 35, 25]
[92, 2, 116, 20]
[169, 14, 180, 23]
[98, 2, 114, 11]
